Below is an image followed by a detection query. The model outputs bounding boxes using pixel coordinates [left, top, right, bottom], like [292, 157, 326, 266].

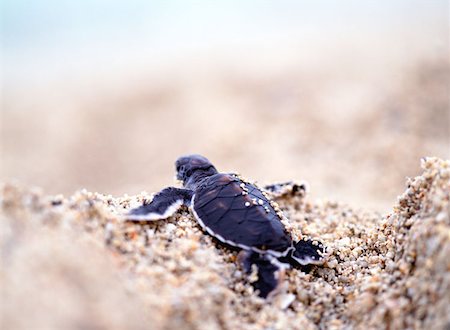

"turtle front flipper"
[238, 251, 287, 298]
[290, 238, 325, 266]
[263, 181, 309, 198]
[126, 187, 193, 221]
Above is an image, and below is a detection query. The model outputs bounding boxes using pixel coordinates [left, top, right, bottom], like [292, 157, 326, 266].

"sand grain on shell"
[1, 157, 449, 329]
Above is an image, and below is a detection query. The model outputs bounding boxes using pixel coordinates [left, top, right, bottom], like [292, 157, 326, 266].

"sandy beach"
[2, 58, 449, 328]
[1, 157, 449, 329]
[2, 2, 449, 329]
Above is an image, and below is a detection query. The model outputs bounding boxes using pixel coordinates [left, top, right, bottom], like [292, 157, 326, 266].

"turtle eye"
[178, 165, 192, 178]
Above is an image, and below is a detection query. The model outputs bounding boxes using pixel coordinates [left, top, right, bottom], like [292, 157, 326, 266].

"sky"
[1, 1, 449, 86]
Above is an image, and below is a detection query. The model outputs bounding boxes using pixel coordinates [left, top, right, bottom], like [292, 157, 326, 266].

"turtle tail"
[290, 238, 325, 266]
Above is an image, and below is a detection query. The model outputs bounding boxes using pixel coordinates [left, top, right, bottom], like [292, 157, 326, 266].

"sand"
[4, 58, 449, 213]
[1, 157, 449, 329]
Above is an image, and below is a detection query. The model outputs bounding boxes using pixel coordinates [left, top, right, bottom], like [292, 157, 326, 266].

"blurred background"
[1, 1, 449, 212]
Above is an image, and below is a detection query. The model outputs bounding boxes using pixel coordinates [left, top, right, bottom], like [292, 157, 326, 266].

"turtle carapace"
[126, 154, 325, 298]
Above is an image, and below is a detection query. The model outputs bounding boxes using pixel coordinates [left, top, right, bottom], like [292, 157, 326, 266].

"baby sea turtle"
[126, 154, 325, 298]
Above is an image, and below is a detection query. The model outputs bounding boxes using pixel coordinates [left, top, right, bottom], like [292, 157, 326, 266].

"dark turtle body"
[126, 154, 326, 298]
[192, 173, 292, 255]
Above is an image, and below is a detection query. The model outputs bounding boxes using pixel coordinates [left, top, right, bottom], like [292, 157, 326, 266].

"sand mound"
[1, 157, 449, 329]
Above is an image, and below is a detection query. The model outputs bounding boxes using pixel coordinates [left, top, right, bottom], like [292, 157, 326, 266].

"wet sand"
[1, 157, 449, 329]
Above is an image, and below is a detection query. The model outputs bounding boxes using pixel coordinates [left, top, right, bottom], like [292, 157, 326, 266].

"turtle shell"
[192, 173, 292, 255]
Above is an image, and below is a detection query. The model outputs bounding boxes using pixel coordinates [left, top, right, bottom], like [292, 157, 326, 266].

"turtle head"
[175, 154, 218, 189]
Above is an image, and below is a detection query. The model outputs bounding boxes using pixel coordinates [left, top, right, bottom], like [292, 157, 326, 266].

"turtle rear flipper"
[291, 239, 325, 266]
[126, 187, 193, 221]
[238, 251, 286, 298]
